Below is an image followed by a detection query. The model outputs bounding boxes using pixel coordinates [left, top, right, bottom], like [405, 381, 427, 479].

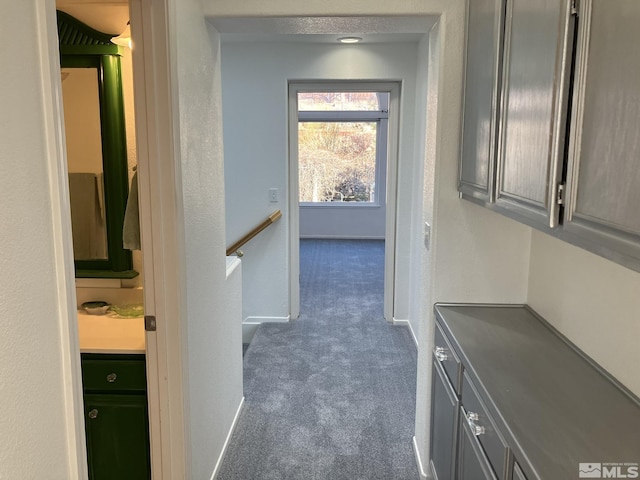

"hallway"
[217, 239, 419, 479]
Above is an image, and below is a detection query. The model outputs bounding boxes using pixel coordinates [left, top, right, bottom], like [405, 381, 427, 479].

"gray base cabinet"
[429, 304, 640, 480]
[430, 360, 459, 480]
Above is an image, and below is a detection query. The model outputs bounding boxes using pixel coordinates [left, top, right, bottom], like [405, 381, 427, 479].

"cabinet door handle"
[106, 373, 117, 383]
[434, 346, 449, 362]
[466, 411, 485, 436]
[88, 409, 99, 419]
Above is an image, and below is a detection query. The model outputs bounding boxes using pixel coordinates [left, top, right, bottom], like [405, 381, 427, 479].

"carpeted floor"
[216, 239, 419, 480]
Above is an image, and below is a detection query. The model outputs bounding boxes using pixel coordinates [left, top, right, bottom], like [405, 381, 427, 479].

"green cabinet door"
[84, 393, 151, 480]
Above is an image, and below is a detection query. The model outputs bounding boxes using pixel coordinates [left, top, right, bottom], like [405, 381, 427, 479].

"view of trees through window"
[298, 91, 386, 204]
[298, 122, 377, 202]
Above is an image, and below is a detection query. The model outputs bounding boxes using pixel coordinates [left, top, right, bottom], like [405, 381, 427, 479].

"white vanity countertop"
[78, 311, 145, 354]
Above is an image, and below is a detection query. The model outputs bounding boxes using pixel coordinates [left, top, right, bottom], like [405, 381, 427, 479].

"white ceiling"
[53, 4, 436, 45]
[56, 0, 129, 35]
[210, 15, 437, 44]
[219, 33, 425, 45]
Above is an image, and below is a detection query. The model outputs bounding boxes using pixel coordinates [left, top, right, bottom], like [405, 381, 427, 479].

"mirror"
[62, 66, 108, 260]
[58, 11, 136, 278]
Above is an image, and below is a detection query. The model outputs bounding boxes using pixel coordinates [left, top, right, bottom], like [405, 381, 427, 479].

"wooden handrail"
[226, 210, 282, 256]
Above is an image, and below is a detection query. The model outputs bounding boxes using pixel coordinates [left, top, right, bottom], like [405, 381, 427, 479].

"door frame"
[128, 0, 188, 477]
[45, 0, 187, 477]
[288, 81, 401, 321]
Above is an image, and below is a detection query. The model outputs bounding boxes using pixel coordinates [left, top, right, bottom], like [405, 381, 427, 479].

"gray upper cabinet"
[458, 0, 505, 203]
[563, 0, 640, 270]
[459, 0, 640, 272]
[495, 0, 575, 229]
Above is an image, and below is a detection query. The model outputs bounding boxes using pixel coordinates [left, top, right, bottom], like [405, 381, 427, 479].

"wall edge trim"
[412, 435, 430, 480]
[209, 396, 245, 480]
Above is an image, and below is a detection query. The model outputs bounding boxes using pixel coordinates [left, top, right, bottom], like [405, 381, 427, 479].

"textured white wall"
[172, 3, 244, 478]
[528, 230, 640, 397]
[401, 33, 431, 335]
[412, 25, 440, 476]
[299, 205, 386, 239]
[403, 33, 431, 341]
[0, 2, 83, 479]
[221, 40, 419, 322]
[412, 9, 533, 474]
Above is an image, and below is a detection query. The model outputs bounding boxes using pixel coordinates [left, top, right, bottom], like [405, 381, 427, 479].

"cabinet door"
[458, 408, 498, 480]
[430, 359, 459, 480]
[459, 0, 505, 203]
[512, 462, 528, 480]
[563, 0, 640, 271]
[84, 394, 151, 480]
[495, 0, 575, 228]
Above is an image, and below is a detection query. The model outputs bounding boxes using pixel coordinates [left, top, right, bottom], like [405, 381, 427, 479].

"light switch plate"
[269, 188, 278, 203]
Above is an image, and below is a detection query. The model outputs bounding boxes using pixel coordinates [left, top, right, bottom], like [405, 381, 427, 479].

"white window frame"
[296, 90, 390, 208]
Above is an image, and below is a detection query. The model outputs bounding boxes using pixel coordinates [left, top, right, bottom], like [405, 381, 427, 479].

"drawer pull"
[466, 411, 486, 436]
[434, 346, 449, 362]
[88, 409, 99, 419]
[106, 373, 118, 383]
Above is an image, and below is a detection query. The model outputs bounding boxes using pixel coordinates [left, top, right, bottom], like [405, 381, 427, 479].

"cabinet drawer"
[461, 373, 508, 480]
[458, 406, 498, 480]
[82, 355, 147, 392]
[434, 322, 462, 394]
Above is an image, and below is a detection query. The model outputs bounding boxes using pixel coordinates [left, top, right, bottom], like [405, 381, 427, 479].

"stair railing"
[226, 210, 282, 257]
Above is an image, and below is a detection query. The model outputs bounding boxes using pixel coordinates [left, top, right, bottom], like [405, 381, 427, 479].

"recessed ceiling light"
[338, 36, 362, 44]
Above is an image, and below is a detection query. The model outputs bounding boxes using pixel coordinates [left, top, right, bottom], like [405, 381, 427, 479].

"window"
[297, 91, 390, 205]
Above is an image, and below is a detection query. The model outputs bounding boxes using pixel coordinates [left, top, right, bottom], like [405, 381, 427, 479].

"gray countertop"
[434, 303, 640, 480]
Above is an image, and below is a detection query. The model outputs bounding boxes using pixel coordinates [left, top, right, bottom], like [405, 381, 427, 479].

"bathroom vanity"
[79, 313, 150, 480]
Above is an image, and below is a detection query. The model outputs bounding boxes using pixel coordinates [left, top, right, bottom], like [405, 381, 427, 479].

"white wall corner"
[209, 396, 245, 480]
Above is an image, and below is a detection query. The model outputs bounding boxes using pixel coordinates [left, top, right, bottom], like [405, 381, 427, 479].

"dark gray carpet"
[217, 239, 419, 480]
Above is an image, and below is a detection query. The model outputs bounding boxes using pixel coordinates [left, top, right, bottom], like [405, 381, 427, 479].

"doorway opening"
[55, 2, 154, 477]
[289, 82, 400, 321]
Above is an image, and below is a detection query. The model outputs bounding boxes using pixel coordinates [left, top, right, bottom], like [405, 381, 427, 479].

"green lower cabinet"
[81, 354, 150, 480]
[84, 394, 150, 480]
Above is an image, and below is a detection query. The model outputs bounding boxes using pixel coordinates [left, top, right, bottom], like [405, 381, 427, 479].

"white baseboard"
[412, 436, 430, 480]
[299, 235, 385, 240]
[393, 318, 419, 348]
[243, 316, 290, 343]
[210, 396, 245, 480]
[244, 316, 290, 323]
